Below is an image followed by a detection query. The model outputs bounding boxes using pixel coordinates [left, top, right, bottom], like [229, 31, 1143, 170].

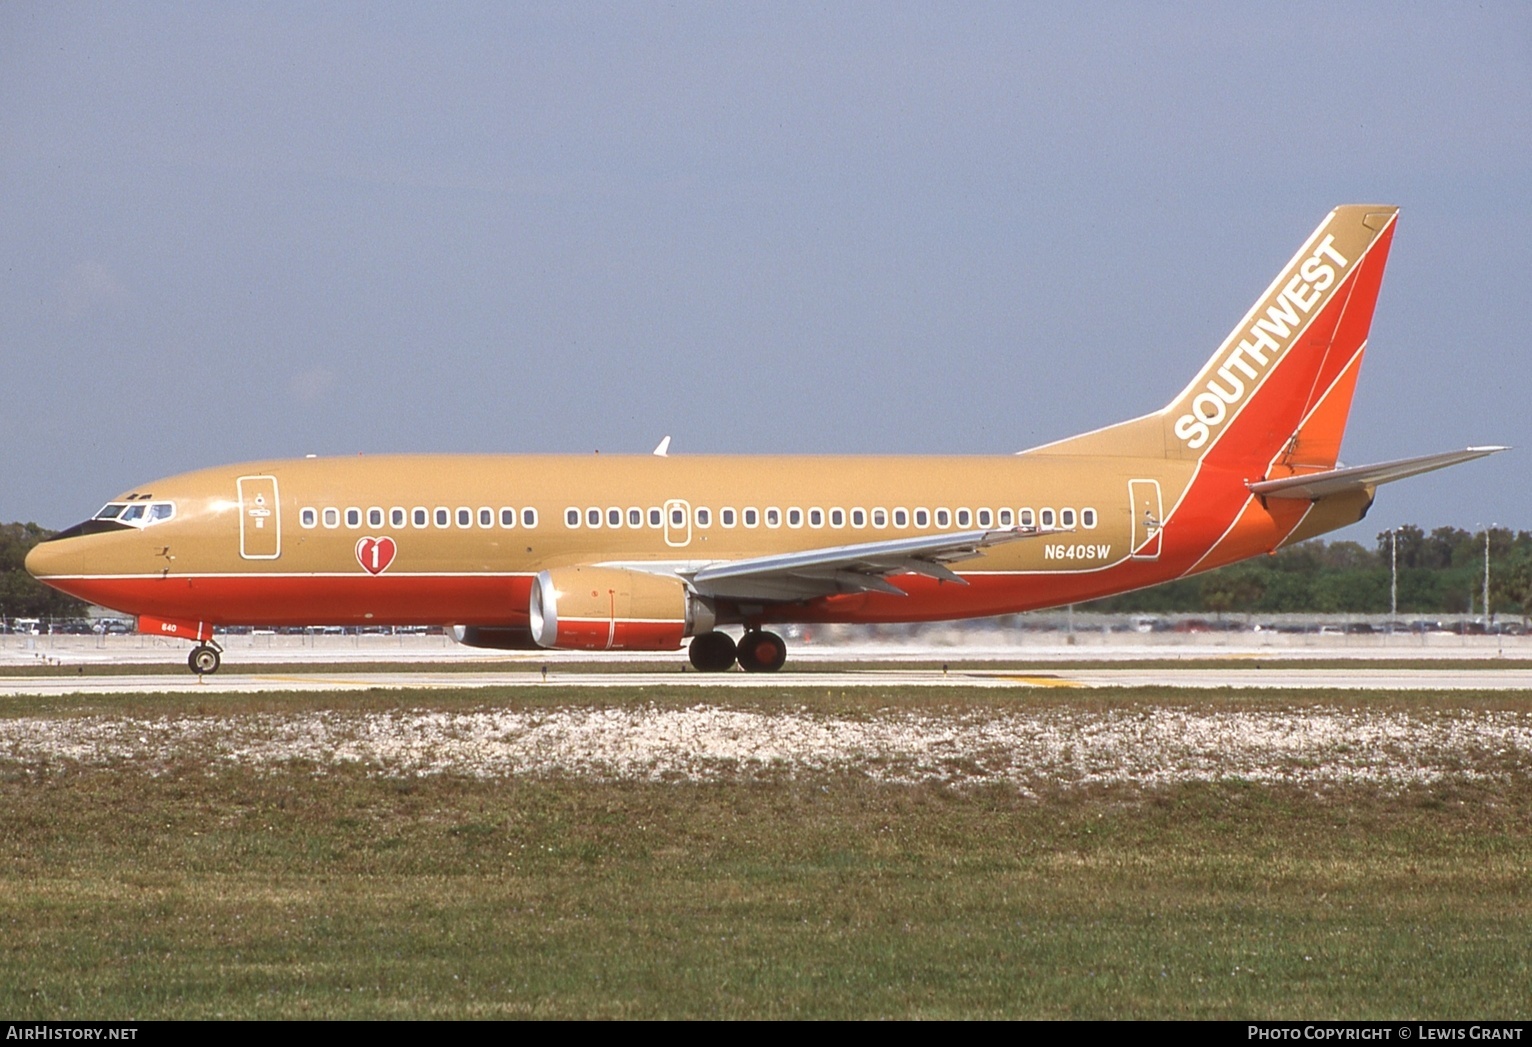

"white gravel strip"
[2, 705, 1530, 790]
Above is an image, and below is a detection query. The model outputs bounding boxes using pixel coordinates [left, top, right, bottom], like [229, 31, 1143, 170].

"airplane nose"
[25, 537, 67, 580]
[25, 528, 98, 582]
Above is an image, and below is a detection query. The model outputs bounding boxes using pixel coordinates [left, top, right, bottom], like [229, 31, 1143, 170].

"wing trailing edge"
[687, 527, 1066, 602]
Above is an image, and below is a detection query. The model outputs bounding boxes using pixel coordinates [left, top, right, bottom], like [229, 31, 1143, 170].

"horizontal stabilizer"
[1247, 446, 1508, 500]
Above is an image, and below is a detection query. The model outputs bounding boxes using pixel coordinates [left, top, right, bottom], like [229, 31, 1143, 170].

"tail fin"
[1163, 204, 1397, 470]
[1034, 205, 1398, 471]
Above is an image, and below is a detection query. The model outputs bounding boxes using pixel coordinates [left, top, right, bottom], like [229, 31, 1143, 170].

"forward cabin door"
[237, 475, 282, 560]
[1128, 479, 1163, 560]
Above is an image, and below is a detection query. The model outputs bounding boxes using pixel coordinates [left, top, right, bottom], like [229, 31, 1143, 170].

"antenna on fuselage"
[653, 435, 672, 457]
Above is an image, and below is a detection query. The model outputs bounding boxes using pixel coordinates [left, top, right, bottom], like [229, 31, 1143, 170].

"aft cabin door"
[238, 475, 282, 560]
[1128, 479, 1163, 560]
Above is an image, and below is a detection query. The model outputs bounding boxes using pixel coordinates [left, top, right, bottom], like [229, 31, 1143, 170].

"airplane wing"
[686, 527, 1063, 602]
[1247, 446, 1508, 500]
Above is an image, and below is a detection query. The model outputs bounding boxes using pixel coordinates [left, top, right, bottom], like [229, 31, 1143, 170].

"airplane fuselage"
[28, 450, 1234, 629]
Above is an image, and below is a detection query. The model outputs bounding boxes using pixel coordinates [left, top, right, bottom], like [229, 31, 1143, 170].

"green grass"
[1, 688, 1529, 1018]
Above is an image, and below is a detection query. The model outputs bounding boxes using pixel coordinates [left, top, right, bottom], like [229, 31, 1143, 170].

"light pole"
[1389, 528, 1398, 627]
[1484, 524, 1494, 627]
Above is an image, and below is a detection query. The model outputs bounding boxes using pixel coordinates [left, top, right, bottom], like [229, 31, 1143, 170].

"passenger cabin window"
[1040, 509, 1055, 527]
[999, 509, 1014, 526]
[587, 508, 601, 528]
[867, 508, 882, 528]
[323, 508, 340, 528]
[935, 509, 951, 528]
[696, 508, 711, 527]
[671, 506, 685, 527]
[367, 507, 384, 527]
[809, 508, 824, 527]
[565, 508, 580, 528]
[1019, 509, 1035, 528]
[914, 508, 930, 528]
[765, 508, 781, 527]
[390, 508, 406, 528]
[956, 509, 971, 528]
[1060, 509, 1076, 527]
[744, 508, 759, 527]
[457, 508, 472, 528]
[855, 508, 870, 528]
[608, 508, 622, 527]
[345, 508, 361, 528]
[894, 508, 909, 528]
[628, 508, 642, 527]
[501, 508, 517, 528]
[479, 508, 493, 528]
[721, 508, 736, 527]
[435, 508, 450, 527]
[1082, 508, 1097, 528]
[830, 508, 845, 528]
[413, 508, 429, 528]
[976, 509, 992, 528]
[648, 508, 662, 527]
[300, 507, 317, 528]
[522, 508, 537, 528]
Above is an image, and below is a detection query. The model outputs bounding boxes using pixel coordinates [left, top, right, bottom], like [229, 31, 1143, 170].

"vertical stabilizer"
[1031, 206, 1397, 470]
[1161, 205, 1397, 470]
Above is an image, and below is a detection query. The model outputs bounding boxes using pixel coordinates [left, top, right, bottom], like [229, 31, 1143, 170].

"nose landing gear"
[188, 643, 222, 675]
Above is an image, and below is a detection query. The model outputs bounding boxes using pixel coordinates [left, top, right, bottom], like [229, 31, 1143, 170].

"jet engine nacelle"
[529, 566, 715, 651]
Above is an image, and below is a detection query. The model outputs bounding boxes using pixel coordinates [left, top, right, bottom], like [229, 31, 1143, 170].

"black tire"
[688, 631, 738, 672]
[736, 630, 787, 673]
[188, 645, 221, 675]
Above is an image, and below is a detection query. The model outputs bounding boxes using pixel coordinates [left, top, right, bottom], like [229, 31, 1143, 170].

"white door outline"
[237, 474, 282, 560]
[1129, 479, 1163, 560]
[663, 498, 691, 548]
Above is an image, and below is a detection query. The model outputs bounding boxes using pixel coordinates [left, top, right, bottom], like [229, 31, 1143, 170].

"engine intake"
[529, 566, 715, 651]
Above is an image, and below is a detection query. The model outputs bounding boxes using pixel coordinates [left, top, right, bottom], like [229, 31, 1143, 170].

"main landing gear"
[188, 643, 222, 675]
[687, 629, 788, 673]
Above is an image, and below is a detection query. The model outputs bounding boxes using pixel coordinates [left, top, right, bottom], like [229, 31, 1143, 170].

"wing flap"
[688, 527, 1061, 602]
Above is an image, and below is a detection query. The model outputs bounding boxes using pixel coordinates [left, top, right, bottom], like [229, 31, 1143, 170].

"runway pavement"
[4, 664, 1532, 696]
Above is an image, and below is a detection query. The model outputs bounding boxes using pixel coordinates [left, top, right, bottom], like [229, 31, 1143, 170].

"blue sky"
[3, 3, 1528, 540]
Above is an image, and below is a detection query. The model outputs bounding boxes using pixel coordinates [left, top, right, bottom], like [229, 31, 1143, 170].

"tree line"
[4, 519, 1531, 624]
[1084, 525, 1532, 618]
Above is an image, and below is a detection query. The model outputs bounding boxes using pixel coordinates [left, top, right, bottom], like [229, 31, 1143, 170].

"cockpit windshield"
[94, 501, 176, 527]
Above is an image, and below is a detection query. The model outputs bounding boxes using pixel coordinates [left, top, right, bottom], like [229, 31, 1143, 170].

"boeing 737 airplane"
[26, 205, 1505, 674]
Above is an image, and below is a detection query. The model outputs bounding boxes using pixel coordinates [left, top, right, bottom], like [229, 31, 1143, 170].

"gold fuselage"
[24, 449, 1364, 632]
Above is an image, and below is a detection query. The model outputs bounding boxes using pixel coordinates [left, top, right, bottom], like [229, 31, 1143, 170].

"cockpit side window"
[96, 501, 175, 527]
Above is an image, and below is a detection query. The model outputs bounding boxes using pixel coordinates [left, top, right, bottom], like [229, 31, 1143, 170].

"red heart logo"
[356, 536, 397, 575]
